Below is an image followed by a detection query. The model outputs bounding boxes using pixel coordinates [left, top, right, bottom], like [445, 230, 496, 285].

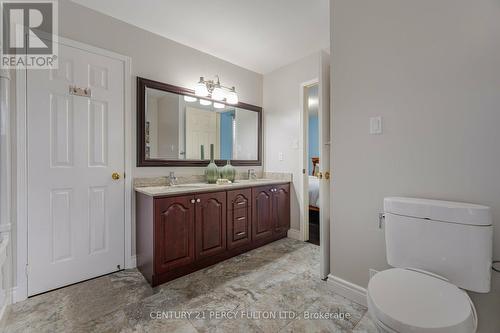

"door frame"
[298, 79, 319, 242]
[15, 36, 132, 303]
[318, 50, 331, 280]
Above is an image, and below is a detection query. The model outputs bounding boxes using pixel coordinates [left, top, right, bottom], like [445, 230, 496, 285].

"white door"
[185, 107, 220, 159]
[319, 51, 331, 279]
[27, 42, 125, 295]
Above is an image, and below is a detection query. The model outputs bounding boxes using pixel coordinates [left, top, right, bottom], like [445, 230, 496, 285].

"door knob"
[111, 172, 121, 180]
[325, 171, 330, 180]
[191, 199, 195, 204]
[318, 172, 323, 179]
[196, 198, 201, 203]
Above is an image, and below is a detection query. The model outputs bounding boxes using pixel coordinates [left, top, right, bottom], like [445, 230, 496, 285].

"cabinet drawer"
[233, 208, 248, 239]
[228, 206, 251, 249]
[234, 199, 249, 209]
[233, 207, 248, 220]
[227, 188, 252, 210]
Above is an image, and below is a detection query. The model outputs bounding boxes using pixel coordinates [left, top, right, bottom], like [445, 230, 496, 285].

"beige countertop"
[135, 179, 290, 197]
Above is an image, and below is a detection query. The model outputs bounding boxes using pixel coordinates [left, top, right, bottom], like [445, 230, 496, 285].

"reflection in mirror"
[144, 87, 258, 161]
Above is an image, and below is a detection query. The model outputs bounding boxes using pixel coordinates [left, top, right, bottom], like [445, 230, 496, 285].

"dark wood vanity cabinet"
[252, 184, 291, 242]
[154, 195, 195, 274]
[272, 184, 291, 236]
[227, 189, 252, 250]
[195, 192, 227, 259]
[252, 186, 274, 241]
[136, 183, 290, 286]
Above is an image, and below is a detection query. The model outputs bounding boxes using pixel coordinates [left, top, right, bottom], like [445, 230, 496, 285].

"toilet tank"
[384, 197, 493, 293]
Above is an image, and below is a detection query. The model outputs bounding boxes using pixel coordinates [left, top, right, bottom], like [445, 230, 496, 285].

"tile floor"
[1, 238, 378, 332]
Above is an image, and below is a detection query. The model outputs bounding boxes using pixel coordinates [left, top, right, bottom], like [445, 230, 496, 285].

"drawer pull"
[236, 201, 246, 205]
[237, 217, 246, 221]
[236, 231, 246, 236]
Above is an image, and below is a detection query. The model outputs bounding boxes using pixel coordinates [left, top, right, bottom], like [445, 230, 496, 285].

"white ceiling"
[72, 0, 330, 74]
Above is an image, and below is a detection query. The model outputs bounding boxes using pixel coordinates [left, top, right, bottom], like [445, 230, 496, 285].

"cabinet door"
[252, 186, 274, 241]
[195, 191, 227, 259]
[273, 184, 291, 235]
[227, 189, 252, 249]
[155, 195, 195, 274]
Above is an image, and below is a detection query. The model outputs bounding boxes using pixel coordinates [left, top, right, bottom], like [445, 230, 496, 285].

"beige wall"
[263, 53, 320, 231]
[330, 0, 500, 331]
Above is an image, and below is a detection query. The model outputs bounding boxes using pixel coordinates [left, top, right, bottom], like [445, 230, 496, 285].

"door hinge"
[379, 213, 385, 229]
[25, 264, 30, 276]
[302, 169, 306, 174]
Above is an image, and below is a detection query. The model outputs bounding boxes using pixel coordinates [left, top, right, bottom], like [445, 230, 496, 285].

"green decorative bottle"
[220, 160, 236, 182]
[205, 144, 219, 184]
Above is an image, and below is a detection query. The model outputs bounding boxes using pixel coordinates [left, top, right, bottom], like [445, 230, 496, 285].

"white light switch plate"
[370, 116, 383, 135]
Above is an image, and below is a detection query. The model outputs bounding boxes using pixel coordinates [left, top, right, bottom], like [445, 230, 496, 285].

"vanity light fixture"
[213, 102, 225, 109]
[184, 95, 197, 102]
[226, 87, 239, 104]
[195, 79, 209, 97]
[194, 75, 239, 104]
[199, 99, 212, 106]
[211, 85, 225, 101]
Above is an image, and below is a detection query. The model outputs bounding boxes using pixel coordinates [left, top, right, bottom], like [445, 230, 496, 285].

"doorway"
[299, 51, 331, 280]
[303, 84, 320, 246]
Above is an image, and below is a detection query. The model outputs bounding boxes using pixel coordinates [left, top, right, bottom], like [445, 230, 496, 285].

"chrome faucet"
[248, 169, 257, 180]
[168, 171, 178, 186]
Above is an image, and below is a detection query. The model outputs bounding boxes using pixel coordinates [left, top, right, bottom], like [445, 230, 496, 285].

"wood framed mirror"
[137, 77, 262, 167]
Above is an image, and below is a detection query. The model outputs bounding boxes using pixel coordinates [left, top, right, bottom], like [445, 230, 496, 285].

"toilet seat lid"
[367, 268, 475, 333]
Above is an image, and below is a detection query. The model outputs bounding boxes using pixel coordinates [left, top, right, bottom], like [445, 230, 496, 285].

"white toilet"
[367, 197, 493, 333]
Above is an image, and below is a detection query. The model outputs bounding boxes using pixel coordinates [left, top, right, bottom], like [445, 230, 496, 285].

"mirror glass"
[144, 87, 259, 161]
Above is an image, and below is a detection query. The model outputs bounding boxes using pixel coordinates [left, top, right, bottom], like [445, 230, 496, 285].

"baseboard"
[12, 287, 26, 304]
[0, 303, 7, 329]
[0, 287, 11, 321]
[287, 229, 302, 241]
[327, 274, 367, 307]
[126, 255, 137, 269]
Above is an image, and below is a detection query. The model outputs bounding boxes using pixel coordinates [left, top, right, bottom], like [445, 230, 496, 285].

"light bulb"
[199, 99, 212, 106]
[184, 95, 197, 102]
[211, 86, 225, 101]
[213, 102, 225, 109]
[226, 90, 238, 104]
[195, 78, 209, 97]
